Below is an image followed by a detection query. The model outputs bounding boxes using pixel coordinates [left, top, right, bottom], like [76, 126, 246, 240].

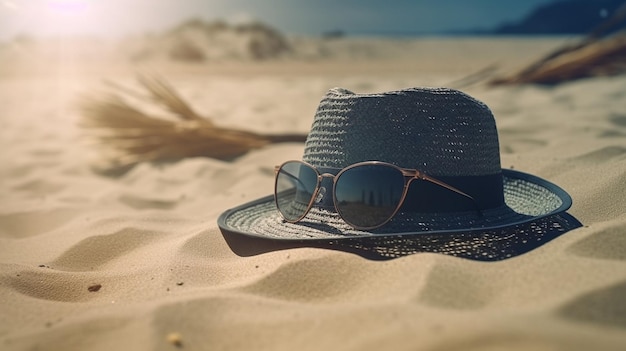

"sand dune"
[1, 28, 625, 351]
[126, 19, 292, 62]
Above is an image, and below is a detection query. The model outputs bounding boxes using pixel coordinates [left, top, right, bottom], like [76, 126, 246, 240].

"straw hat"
[218, 87, 581, 260]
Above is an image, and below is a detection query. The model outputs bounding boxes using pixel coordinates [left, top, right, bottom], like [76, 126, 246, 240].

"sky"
[0, 0, 553, 40]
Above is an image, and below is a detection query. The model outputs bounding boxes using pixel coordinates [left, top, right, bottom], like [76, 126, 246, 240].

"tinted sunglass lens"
[335, 165, 405, 229]
[275, 162, 318, 221]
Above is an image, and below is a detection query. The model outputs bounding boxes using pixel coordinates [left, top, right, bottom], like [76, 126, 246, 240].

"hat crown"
[302, 87, 501, 177]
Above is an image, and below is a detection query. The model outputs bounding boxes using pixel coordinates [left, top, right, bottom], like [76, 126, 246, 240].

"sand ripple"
[567, 221, 626, 261]
[558, 280, 626, 329]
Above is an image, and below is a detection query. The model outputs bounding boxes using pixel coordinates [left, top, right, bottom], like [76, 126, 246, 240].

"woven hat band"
[313, 167, 505, 212]
[302, 87, 502, 178]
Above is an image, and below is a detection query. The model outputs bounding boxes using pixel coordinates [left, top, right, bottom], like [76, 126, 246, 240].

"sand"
[1, 31, 625, 351]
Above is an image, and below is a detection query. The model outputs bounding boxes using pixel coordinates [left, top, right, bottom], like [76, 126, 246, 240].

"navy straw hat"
[218, 87, 581, 260]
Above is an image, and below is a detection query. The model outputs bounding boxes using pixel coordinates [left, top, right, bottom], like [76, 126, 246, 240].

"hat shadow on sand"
[220, 209, 581, 261]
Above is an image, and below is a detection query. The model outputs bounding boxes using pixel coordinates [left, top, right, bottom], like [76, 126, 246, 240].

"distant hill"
[494, 0, 626, 35]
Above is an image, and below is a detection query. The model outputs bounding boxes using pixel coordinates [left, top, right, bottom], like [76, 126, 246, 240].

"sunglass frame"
[274, 160, 476, 230]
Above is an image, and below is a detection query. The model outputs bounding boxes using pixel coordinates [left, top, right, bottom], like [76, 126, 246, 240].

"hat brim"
[217, 169, 581, 260]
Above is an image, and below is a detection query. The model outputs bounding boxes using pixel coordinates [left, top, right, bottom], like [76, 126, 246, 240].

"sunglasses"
[274, 160, 477, 230]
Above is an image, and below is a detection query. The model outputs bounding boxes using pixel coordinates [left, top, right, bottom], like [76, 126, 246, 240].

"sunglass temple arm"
[403, 169, 477, 204]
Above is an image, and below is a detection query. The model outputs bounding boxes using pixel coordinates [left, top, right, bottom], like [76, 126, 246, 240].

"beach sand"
[1, 31, 625, 350]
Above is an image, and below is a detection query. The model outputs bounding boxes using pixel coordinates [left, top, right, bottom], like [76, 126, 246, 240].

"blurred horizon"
[0, 0, 554, 40]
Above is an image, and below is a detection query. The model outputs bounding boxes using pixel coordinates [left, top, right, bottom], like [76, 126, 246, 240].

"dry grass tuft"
[489, 32, 626, 85]
[80, 75, 306, 174]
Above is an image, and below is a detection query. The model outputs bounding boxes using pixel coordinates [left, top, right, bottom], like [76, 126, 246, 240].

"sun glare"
[47, 0, 88, 14]
[41, 0, 91, 36]
[3, 0, 101, 37]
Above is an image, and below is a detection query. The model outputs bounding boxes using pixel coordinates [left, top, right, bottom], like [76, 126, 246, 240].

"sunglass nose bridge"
[315, 186, 326, 203]
[316, 173, 336, 207]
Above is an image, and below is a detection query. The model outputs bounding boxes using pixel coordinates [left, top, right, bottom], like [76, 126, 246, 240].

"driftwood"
[490, 4, 626, 85]
[489, 32, 626, 85]
[80, 75, 307, 173]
